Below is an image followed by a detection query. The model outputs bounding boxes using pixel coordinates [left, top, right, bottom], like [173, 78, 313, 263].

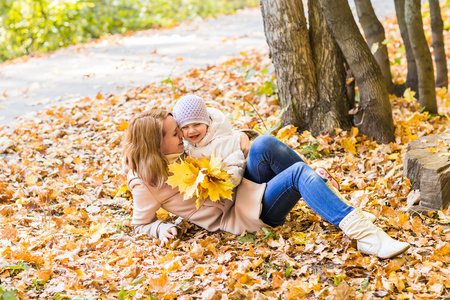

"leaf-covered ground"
[1, 6, 450, 300]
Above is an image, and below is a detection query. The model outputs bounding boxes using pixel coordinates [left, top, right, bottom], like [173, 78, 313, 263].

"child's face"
[181, 123, 208, 144]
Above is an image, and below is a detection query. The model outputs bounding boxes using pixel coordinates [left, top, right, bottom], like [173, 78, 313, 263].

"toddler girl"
[173, 94, 246, 186]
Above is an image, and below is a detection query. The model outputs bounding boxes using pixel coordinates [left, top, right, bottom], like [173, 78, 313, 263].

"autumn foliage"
[0, 7, 450, 300]
[167, 154, 235, 208]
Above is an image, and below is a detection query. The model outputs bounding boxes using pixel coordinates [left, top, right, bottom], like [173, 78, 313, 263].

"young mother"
[122, 109, 409, 259]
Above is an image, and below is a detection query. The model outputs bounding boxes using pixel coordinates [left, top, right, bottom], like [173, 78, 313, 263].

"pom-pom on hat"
[173, 94, 210, 128]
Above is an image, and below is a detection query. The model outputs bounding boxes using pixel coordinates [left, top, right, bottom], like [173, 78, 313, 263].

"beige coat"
[126, 170, 266, 240]
[186, 108, 246, 186]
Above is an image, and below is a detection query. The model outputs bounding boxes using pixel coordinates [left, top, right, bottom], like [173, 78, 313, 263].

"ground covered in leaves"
[1, 7, 450, 300]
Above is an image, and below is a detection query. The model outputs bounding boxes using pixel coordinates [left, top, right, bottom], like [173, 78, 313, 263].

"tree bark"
[260, 0, 318, 133]
[345, 68, 356, 109]
[318, 0, 394, 143]
[429, 0, 448, 89]
[354, 0, 394, 94]
[308, 0, 352, 133]
[405, 0, 437, 113]
[394, 0, 419, 93]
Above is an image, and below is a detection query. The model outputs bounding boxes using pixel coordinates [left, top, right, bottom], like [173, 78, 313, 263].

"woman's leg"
[245, 135, 327, 184]
[247, 136, 409, 259]
[245, 135, 353, 226]
[259, 161, 354, 227]
[245, 135, 309, 182]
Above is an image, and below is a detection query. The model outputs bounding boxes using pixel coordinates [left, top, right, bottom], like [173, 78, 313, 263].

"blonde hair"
[123, 109, 171, 188]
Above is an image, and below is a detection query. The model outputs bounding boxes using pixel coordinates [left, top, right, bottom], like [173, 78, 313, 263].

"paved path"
[0, 2, 396, 126]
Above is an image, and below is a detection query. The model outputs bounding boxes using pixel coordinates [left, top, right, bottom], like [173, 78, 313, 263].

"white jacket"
[186, 108, 245, 186]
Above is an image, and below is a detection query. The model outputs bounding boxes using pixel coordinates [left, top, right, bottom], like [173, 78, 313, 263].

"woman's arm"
[134, 222, 177, 246]
[129, 178, 177, 243]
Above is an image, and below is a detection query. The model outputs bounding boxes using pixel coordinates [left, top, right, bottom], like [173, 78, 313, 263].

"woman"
[122, 109, 409, 259]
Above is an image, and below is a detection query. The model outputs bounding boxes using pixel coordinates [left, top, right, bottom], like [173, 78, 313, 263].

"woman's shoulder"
[126, 172, 182, 203]
[126, 170, 150, 191]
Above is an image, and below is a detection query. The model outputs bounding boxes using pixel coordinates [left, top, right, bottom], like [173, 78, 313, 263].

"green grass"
[0, 0, 258, 63]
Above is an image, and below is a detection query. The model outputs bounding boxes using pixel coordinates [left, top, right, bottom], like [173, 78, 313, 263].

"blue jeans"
[244, 135, 354, 227]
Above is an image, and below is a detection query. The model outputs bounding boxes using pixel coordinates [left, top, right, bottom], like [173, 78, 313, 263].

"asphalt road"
[0, 2, 396, 126]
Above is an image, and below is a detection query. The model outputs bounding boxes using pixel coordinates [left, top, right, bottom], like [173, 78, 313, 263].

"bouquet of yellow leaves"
[166, 153, 235, 209]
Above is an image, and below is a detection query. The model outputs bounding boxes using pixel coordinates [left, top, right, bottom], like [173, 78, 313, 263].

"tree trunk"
[260, 0, 318, 133]
[354, 0, 394, 94]
[308, 0, 352, 133]
[318, 0, 394, 144]
[405, 0, 437, 113]
[404, 130, 450, 209]
[394, 0, 419, 93]
[345, 67, 356, 109]
[429, 0, 448, 89]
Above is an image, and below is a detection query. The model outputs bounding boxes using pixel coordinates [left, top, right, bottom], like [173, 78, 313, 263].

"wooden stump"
[403, 130, 450, 209]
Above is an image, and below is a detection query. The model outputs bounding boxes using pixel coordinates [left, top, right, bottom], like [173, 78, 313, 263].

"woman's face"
[161, 115, 184, 155]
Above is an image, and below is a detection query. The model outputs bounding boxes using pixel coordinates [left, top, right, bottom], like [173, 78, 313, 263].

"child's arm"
[239, 132, 250, 158]
[223, 150, 246, 186]
[215, 131, 246, 186]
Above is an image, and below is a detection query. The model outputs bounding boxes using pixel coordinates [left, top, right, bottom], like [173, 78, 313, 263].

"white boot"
[325, 181, 377, 222]
[339, 209, 410, 259]
[362, 211, 377, 223]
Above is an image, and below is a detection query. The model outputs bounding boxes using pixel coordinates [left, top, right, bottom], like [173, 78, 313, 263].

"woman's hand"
[240, 132, 250, 158]
[159, 226, 178, 246]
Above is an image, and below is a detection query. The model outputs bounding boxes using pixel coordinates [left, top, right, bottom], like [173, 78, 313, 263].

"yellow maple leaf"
[199, 176, 234, 202]
[341, 137, 357, 154]
[276, 125, 297, 141]
[167, 159, 199, 196]
[117, 121, 128, 131]
[156, 208, 170, 220]
[403, 88, 416, 103]
[388, 153, 400, 160]
[65, 224, 88, 235]
[403, 126, 417, 140]
[89, 223, 110, 242]
[291, 232, 308, 245]
[350, 126, 359, 137]
[115, 185, 129, 197]
[167, 154, 234, 208]
[205, 153, 230, 181]
[26, 175, 38, 184]
[188, 155, 210, 170]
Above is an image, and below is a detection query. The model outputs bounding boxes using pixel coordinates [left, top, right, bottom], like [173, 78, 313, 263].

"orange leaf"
[271, 275, 284, 289]
[36, 269, 52, 281]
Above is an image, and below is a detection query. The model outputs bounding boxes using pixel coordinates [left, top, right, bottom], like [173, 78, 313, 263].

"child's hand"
[239, 132, 250, 158]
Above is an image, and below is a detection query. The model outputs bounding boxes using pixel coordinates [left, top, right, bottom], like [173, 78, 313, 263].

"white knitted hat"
[173, 94, 210, 128]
